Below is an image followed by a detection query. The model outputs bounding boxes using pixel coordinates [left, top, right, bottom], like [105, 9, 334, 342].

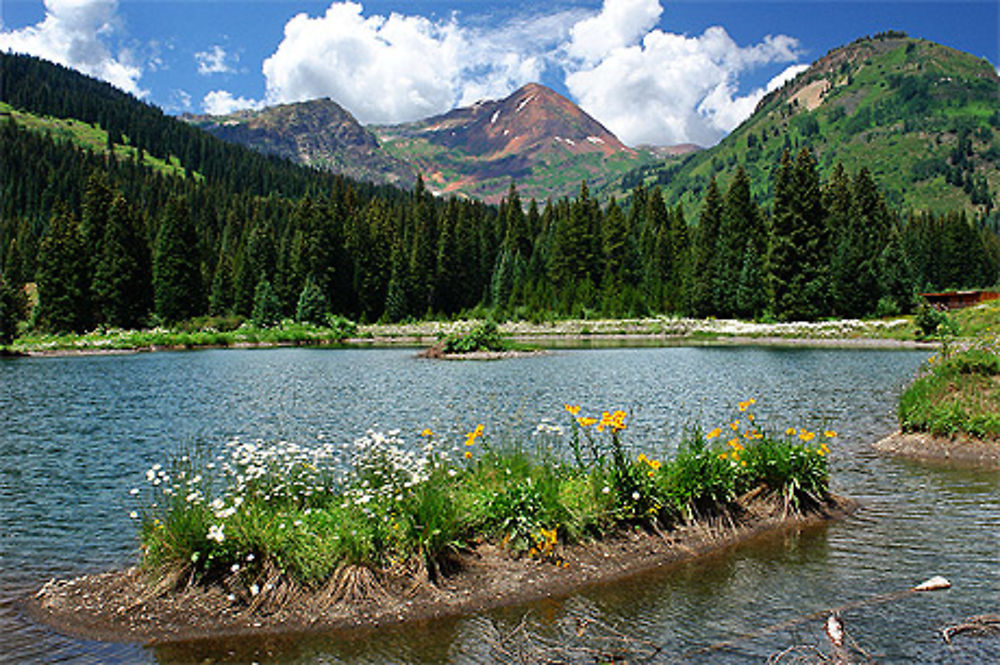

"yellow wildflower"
[824, 430, 837, 438]
[464, 450, 472, 459]
[706, 427, 722, 440]
[420, 428, 434, 438]
[564, 404, 581, 416]
[650, 459, 661, 470]
[577, 416, 598, 427]
[730, 420, 740, 431]
[637, 453, 648, 463]
[799, 431, 816, 443]
[786, 427, 797, 436]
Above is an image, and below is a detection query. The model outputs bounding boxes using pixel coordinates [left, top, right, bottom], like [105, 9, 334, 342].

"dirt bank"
[874, 431, 1000, 469]
[25, 493, 855, 646]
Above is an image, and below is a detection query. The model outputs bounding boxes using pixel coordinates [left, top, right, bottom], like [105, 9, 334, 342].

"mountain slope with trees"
[1, 45, 998, 342]
[613, 33, 1000, 218]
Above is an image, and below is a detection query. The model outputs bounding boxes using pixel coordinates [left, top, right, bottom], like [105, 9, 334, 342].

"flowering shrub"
[133, 401, 833, 600]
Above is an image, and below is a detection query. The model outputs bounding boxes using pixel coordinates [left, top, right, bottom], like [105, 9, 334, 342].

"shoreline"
[874, 430, 1000, 469]
[25, 493, 856, 646]
[10, 332, 936, 357]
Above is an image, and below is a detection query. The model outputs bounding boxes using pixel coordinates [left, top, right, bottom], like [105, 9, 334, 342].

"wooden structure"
[920, 290, 1000, 310]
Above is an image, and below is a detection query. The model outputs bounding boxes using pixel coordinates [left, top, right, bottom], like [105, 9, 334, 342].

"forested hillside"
[614, 33, 1000, 218]
[1, 52, 998, 342]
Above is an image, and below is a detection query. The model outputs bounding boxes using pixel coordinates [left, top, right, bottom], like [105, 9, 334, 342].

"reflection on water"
[2, 347, 997, 664]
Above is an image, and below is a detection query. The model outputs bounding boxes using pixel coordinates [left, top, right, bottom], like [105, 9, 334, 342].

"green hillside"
[612, 34, 1000, 217]
[0, 101, 194, 180]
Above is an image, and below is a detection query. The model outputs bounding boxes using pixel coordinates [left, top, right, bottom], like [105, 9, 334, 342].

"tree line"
[1, 53, 998, 339]
[2, 134, 998, 339]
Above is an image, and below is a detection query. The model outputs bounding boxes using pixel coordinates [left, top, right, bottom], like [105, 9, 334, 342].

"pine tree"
[296, 277, 328, 325]
[0, 275, 22, 345]
[80, 171, 115, 327]
[252, 277, 281, 327]
[717, 166, 762, 318]
[93, 193, 152, 328]
[153, 196, 202, 323]
[689, 177, 723, 317]
[766, 149, 827, 321]
[36, 203, 89, 332]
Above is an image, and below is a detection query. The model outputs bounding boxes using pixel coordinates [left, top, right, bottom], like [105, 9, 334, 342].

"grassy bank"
[133, 402, 835, 606]
[898, 332, 1000, 440]
[14, 302, 1000, 354]
[9, 317, 357, 354]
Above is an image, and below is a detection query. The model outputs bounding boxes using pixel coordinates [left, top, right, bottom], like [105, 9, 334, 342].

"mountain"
[611, 33, 1000, 216]
[183, 99, 416, 186]
[188, 83, 651, 203]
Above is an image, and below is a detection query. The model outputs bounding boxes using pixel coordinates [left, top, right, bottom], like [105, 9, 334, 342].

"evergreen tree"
[296, 277, 328, 325]
[153, 196, 202, 323]
[252, 277, 281, 327]
[36, 203, 89, 332]
[717, 166, 762, 317]
[93, 193, 152, 328]
[665, 204, 690, 314]
[80, 171, 115, 327]
[689, 177, 723, 317]
[877, 223, 914, 314]
[209, 252, 235, 316]
[0, 275, 22, 345]
[766, 149, 827, 320]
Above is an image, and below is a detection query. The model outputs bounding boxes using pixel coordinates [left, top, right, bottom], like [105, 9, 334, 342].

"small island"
[418, 319, 545, 359]
[29, 403, 849, 644]
[876, 329, 1000, 468]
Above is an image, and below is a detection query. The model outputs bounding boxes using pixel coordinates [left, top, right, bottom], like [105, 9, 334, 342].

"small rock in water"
[914, 575, 951, 591]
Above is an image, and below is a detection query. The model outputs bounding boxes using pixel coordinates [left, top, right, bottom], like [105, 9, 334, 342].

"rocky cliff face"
[183, 99, 416, 185]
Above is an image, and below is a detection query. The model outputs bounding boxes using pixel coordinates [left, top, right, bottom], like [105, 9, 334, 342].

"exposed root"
[318, 565, 386, 606]
[941, 613, 1000, 643]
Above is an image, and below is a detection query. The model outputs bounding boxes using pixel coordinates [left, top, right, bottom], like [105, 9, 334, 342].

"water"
[1, 346, 997, 664]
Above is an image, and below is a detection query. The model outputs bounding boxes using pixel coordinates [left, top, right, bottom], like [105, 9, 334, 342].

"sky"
[1, 1, 997, 147]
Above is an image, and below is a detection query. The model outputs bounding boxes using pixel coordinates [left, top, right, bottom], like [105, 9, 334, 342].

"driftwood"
[941, 614, 1000, 644]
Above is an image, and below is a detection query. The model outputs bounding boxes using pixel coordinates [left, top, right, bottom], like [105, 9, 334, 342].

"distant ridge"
[187, 83, 649, 202]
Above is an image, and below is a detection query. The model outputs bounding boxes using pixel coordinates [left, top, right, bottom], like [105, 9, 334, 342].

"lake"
[1, 346, 998, 663]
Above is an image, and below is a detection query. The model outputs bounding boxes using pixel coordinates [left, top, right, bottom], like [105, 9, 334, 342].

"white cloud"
[203, 90, 263, 115]
[0, 0, 144, 96]
[250, 0, 803, 145]
[767, 63, 809, 93]
[260, 1, 577, 124]
[564, 16, 803, 146]
[565, 0, 661, 64]
[195, 45, 234, 75]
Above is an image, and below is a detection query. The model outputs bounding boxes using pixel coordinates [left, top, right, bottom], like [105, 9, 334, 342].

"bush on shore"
[899, 333, 1000, 439]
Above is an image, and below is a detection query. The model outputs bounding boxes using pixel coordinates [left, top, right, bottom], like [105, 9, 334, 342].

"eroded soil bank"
[26, 494, 855, 646]
[874, 431, 1000, 469]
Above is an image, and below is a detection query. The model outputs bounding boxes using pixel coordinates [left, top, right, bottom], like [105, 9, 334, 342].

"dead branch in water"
[941, 613, 1000, 644]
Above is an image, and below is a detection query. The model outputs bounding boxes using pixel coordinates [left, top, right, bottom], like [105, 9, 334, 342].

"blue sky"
[1, 1, 996, 146]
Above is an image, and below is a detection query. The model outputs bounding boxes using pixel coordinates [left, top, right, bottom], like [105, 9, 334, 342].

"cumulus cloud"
[203, 90, 264, 115]
[565, 20, 804, 147]
[0, 0, 144, 95]
[247, 0, 804, 145]
[195, 45, 234, 75]
[259, 1, 580, 124]
[565, 0, 662, 64]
